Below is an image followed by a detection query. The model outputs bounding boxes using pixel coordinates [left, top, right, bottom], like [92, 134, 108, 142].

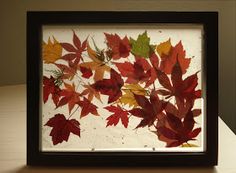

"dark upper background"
[0, 0, 235, 133]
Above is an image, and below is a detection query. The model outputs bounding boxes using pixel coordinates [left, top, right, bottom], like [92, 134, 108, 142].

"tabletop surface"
[0, 84, 235, 173]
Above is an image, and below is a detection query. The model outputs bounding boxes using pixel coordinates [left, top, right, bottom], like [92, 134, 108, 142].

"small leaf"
[156, 39, 172, 56]
[130, 31, 151, 58]
[80, 66, 93, 79]
[43, 37, 62, 63]
[105, 105, 129, 128]
[78, 97, 99, 118]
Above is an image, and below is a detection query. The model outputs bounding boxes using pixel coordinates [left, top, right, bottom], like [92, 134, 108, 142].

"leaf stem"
[67, 105, 80, 120]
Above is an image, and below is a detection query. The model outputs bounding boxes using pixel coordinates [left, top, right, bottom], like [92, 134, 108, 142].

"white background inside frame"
[41, 24, 204, 152]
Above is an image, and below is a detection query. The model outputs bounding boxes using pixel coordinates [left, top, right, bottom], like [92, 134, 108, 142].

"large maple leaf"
[43, 76, 62, 106]
[45, 114, 80, 145]
[104, 33, 131, 59]
[43, 37, 62, 64]
[156, 110, 201, 147]
[60, 31, 87, 65]
[156, 60, 201, 107]
[92, 69, 124, 103]
[105, 105, 129, 128]
[157, 40, 191, 74]
[129, 92, 167, 128]
[80, 43, 110, 81]
[56, 83, 81, 114]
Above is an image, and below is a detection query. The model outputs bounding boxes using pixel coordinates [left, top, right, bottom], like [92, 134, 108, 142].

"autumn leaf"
[92, 69, 124, 103]
[115, 58, 154, 86]
[156, 60, 201, 106]
[60, 31, 87, 65]
[57, 83, 81, 114]
[80, 43, 110, 81]
[130, 31, 152, 58]
[43, 76, 61, 106]
[118, 84, 147, 108]
[129, 92, 167, 128]
[45, 114, 80, 145]
[159, 40, 191, 74]
[105, 105, 129, 128]
[54, 63, 77, 80]
[78, 97, 99, 118]
[123, 84, 147, 95]
[156, 38, 172, 57]
[104, 33, 131, 59]
[43, 37, 62, 63]
[79, 66, 93, 79]
[156, 110, 201, 147]
[81, 85, 102, 102]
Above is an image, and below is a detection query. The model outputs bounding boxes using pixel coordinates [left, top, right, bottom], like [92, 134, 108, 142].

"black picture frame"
[27, 11, 218, 166]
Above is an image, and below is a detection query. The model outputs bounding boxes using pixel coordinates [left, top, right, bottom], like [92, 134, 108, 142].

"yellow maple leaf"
[118, 84, 147, 108]
[43, 37, 62, 63]
[181, 143, 199, 147]
[80, 43, 110, 81]
[156, 38, 172, 57]
[124, 84, 147, 95]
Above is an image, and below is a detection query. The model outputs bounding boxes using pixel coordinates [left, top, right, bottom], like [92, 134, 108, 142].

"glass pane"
[40, 24, 205, 152]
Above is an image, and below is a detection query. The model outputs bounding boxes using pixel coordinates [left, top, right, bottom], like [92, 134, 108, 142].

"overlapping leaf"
[80, 43, 110, 81]
[118, 84, 147, 108]
[156, 110, 201, 147]
[156, 60, 201, 106]
[157, 39, 191, 74]
[104, 33, 131, 59]
[78, 97, 99, 118]
[92, 69, 124, 103]
[56, 83, 81, 114]
[129, 92, 167, 128]
[43, 76, 62, 106]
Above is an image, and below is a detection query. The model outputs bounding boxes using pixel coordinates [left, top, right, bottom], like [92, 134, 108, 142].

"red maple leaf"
[105, 105, 129, 128]
[78, 97, 99, 118]
[156, 110, 201, 147]
[43, 76, 61, 106]
[57, 83, 81, 114]
[165, 101, 201, 119]
[45, 114, 80, 145]
[156, 60, 201, 107]
[129, 92, 167, 128]
[115, 57, 156, 87]
[92, 69, 124, 103]
[54, 59, 80, 80]
[160, 41, 191, 74]
[61, 31, 87, 64]
[79, 66, 93, 79]
[104, 33, 131, 59]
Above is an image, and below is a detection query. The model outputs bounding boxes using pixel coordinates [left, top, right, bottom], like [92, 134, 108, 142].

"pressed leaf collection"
[43, 30, 202, 148]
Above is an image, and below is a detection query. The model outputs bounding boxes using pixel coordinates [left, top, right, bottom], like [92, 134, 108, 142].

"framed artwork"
[27, 11, 218, 166]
